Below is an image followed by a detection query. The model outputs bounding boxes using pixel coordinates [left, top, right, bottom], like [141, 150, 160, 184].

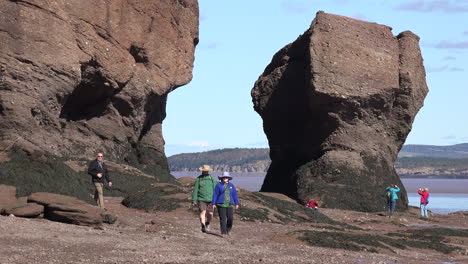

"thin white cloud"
[443, 56, 456, 60]
[350, 13, 369, 21]
[280, 0, 313, 14]
[442, 135, 457, 140]
[198, 42, 219, 50]
[187, 141, 212, 147]
[205, 43, 218, 49]
[426, 65, 464, 72]
[435, 41, 468, 49]
[245, 141, 269, 148]
[396, 0, 468, 13]
[200, 12, 207, 22]
[440, 135, 468, 144]
[426, 65, 449, 72]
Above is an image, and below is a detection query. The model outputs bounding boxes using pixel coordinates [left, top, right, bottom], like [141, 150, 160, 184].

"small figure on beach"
[192, 165, 218, 233]
[87, 152, 112, 209]
[418, 187, 430, 218]
[305, 199, 320, 210]
[385, 184, 400, 217]
[212, 172, 239, 237]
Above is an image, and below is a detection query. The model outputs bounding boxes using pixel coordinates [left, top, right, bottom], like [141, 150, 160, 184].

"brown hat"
[199, 165, 212, 172]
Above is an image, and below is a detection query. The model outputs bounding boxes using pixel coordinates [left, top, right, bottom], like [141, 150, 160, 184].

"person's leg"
[205, 204, 214, 231]
[199, 210, 207, 232]
[218, 207, 228, 235]
[387, 199, 392, 216]
[198, 201, 209, 232]
[422, 204, 428, 218]
[94, 182, 104, 209]
[226, 207, 234, 235]
[391, 200, 396, 215]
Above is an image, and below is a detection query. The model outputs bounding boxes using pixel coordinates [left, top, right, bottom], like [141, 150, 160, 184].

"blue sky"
[163, 0, 468, 156]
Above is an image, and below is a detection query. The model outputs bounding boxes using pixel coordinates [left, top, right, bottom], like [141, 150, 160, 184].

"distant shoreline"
[172, 172, 468, 194]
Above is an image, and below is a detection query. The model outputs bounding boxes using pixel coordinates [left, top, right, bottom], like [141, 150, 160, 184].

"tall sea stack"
[251, 12, 428, 212]
[0, 0, 199, 180]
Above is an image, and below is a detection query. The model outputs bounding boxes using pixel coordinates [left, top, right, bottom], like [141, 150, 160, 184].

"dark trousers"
[217, 206, 234, 234]
[387, 199, 396, 215]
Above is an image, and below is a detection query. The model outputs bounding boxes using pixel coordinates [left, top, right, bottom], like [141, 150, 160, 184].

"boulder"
[28, 192, 116, 227]
[4, 203, 44, 218]
[0, 0, 199, 180]
[251, 12, 428, 212]
[45, 210, 103, 227]
[28, 192, 88, 206]
[0, 185, 21, 213]
[0, 184, 17, 205]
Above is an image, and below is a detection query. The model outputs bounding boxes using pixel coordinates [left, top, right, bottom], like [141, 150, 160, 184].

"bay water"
[172, 172, 468, 214]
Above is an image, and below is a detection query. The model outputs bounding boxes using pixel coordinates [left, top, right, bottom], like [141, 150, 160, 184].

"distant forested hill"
[399, 143, 468, 158]
[168, 148, 270, 173]
[168, 144, 468, 178]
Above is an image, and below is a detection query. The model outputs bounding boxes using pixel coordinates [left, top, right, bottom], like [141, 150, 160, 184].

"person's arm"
[87, 161, 99, 178]
[104, 164, 112, 185]
[418, 189, 423, 195]
[211, 184, 220, 208]
[394, 187, 400, 192]
[192, 179, 200, 204]
[231, 183, 239, 209]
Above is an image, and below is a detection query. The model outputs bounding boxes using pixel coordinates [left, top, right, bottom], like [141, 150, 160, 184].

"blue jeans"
[420, 203, 428, 218]
[387, 199, 396, 215]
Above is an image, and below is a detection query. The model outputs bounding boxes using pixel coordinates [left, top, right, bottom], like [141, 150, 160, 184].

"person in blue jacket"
[212, 172, 239, 237]
[385, 184, 400, 217]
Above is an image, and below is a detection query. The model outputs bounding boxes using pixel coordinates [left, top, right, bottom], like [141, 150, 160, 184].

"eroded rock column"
[252, 12, 428, 212]
[0, 0, 199, 179]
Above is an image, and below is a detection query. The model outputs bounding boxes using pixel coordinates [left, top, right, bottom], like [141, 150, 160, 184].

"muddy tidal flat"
[1, 196, 468, 264]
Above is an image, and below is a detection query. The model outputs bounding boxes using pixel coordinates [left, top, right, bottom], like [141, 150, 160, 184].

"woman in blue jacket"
[212, 172, 239, 236]
[386, 184, 400, 217]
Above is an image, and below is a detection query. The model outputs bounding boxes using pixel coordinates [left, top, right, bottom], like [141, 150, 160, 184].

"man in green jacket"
[192, 165, 218, 233]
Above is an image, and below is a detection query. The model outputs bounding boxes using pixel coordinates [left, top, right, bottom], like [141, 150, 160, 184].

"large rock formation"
[0, 0, 199, 178]
[251, 12, 428, 212]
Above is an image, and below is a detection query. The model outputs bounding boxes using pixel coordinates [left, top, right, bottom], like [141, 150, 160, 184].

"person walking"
[192, 165, 218, 233]
[385, 184, 400, 217]
[212, 172, 239, 237]
[87, 152, 112, 209]
[418, 187, 430, 218]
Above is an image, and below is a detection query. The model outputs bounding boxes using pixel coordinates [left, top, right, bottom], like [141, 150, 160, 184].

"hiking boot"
[201, 224, 206, 233]
[205, 222, 210, 231]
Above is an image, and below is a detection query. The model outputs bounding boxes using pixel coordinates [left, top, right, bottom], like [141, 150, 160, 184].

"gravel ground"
[1, 197, 467, 264]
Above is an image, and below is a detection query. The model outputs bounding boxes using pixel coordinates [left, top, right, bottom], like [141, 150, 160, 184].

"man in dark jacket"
[88, 152, 112, 209]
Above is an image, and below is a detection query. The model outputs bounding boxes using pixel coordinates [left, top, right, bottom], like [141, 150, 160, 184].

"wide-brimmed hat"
[218, 171, 232, 180]
[199, 165, 212, 172]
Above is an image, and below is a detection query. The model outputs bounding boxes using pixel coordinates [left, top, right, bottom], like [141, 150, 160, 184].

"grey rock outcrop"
[251, 12, 428, 212]
[0, 0, 199, 178]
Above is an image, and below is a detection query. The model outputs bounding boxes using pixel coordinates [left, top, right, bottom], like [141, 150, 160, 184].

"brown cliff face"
[0, 0, 198, 178]
[251, 12, 428, 212]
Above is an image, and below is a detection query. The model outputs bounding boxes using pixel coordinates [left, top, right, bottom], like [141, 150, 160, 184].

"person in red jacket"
[418, 188, 430, 218]
[305, 199, 319, 210]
